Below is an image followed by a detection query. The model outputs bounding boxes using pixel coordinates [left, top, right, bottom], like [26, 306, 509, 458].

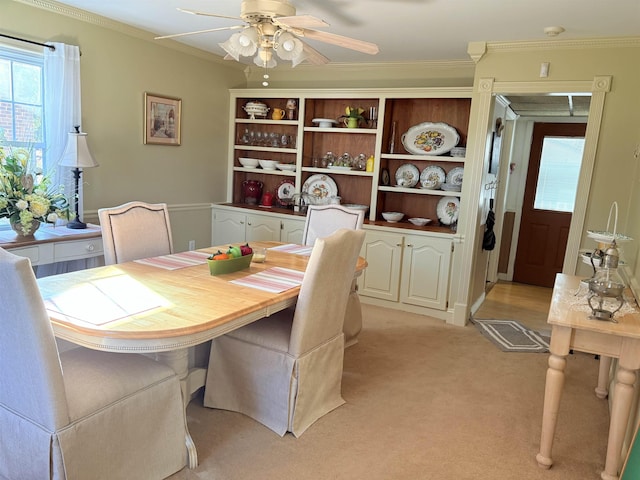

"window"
[534, 136, 585, 213]
[0, 46, 45, 170]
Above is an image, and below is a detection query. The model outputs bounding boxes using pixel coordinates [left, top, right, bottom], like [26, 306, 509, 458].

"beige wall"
[3, 0, 246, 251]
[469, 39, 640, 306]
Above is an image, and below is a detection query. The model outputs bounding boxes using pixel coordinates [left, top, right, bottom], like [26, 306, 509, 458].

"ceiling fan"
[155, 0, 379, 70]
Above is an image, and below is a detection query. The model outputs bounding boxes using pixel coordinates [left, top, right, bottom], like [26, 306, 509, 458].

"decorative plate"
[302, 174, 338, 203]
[420, 165, 446, 188]
[395, 163, 420, 187]
[401, 122, 460, 156]
[276, 179, 296, 207]
[437, 196, 460, 225]
[446, 167, 464, 186]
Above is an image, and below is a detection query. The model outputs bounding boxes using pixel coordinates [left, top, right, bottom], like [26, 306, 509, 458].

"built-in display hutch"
[216, 88, 473, 321]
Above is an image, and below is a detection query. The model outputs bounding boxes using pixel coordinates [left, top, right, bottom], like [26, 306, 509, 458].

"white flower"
[47, 212, 59, 223]
[16, 199, 28, 211]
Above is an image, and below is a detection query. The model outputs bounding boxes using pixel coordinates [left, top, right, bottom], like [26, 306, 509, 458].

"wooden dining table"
[36, 240, 367, 468]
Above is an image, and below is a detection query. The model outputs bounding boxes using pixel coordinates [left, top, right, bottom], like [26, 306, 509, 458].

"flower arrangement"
[0, 146, 71, 236]
[339, 106, 365, 121]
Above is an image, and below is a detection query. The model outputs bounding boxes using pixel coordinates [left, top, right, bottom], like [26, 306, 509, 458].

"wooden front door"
[513, 123, 586, 287]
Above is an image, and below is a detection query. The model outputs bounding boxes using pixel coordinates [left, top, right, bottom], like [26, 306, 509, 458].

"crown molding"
[486, 36, 640, 54]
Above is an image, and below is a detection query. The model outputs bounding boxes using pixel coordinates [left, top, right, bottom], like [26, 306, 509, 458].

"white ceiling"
[50, 0, 640, 64]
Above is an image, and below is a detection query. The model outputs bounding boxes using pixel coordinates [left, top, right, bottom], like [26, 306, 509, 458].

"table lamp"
[59, 126, 99, 229]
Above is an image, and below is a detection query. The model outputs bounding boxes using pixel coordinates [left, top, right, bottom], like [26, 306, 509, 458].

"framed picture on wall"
[144, 93, 181, 145]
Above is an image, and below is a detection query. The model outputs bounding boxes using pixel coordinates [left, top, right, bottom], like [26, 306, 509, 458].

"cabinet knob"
[86, 244, 95, 252]
[247, 222, 252, 226]
[406, 244, 414, 247]
[396, 243, 402, 247]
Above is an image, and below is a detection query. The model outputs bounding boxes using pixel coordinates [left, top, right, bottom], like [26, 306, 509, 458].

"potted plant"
[0, 146, 71, 237]
[339, 106, 365, 128]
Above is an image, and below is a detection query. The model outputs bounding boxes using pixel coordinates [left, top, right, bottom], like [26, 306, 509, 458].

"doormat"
[471, 318, 550, 353]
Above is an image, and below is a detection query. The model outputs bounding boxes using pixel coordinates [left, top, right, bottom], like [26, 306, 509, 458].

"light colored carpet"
[169, 304, 609, 480]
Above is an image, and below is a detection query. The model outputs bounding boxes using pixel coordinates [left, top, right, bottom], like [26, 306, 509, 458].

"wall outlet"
[188, 240, 196, 251]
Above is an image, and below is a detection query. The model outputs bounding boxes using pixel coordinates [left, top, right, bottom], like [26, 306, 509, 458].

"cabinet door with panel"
[358, 230, 403, 302]
[400, 235, 451, 310]
[212, 209, 246, 245]
[281, 217, 305, 244]
[245, 214, 281, 242]
[212, 209, 281, 244]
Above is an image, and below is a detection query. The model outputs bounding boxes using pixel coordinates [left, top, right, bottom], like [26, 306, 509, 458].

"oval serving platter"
[401, 122, 460, 156]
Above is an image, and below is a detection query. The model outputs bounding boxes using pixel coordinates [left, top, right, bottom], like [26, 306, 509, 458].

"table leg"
[536, 352, 567, 469]
[595, 356, 613, 399]
[155, 349, 199, 469]
[601, 365, 637, 480]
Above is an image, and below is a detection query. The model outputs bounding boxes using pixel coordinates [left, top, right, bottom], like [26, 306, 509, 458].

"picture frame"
[144, 93, 181, 145]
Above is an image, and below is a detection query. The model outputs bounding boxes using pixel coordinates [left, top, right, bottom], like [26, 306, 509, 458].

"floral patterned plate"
[394, 163, 420, 188]
[302, 174, 338, 204]
[437, 196, 460, 225]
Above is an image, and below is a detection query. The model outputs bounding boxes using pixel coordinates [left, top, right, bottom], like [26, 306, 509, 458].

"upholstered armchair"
[204, 228, 366, 437]
[302, 204, 366, 346]
[0, 247, 188, 479]
[98, 201, 173, 265]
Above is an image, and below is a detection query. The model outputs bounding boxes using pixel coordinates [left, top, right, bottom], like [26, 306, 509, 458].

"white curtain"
[38, 43, 97, 277]
[44, 42, 81, 209]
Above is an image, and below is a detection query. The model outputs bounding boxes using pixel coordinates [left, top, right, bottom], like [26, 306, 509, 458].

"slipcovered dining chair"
[98, 201, 173, 265]
[0, 247, 188, 480]
[302, 204, 365, 346]
[302, 204, 365, 246]
[204, 228, 366, 437]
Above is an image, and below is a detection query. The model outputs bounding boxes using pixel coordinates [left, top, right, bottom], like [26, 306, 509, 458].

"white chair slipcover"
[0, 247, 188, 479]
[204, 228, 366, 437]
[302, 204, 365, 246]
[98, 201, 173, 265]
[302, 204, 366, 346]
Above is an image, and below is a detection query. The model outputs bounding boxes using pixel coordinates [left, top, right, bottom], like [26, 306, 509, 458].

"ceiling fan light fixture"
[254, 48, 277, 68]
[275, 31, 304, 63]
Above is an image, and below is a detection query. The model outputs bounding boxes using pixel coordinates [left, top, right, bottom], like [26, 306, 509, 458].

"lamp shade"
[59, 130, 99, 169]
[275, 32, 304, 61]
[219, 29, 258, 61]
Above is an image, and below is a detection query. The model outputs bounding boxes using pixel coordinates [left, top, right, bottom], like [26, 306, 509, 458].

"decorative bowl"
[239, 157, 259, 168]
[258, 159, 279, 170]
[208, 254, 253, 276]
[276, 163, 296, 172]
[343, 204, 369, 214]
[382, 212, 404, 223]
[242, 101, 269, 119]
[408, 217, 432, 226]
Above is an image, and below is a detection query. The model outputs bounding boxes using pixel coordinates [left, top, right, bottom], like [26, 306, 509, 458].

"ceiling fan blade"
[301, 41, 330, 65]
[155, 25, 245, 40]
[299, 29, 379, 55]
[275, 15, 329, 29]
[176, 7, 244, 22]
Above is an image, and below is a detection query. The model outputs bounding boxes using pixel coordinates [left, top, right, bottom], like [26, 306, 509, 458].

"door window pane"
[534, 136, 585, 212]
